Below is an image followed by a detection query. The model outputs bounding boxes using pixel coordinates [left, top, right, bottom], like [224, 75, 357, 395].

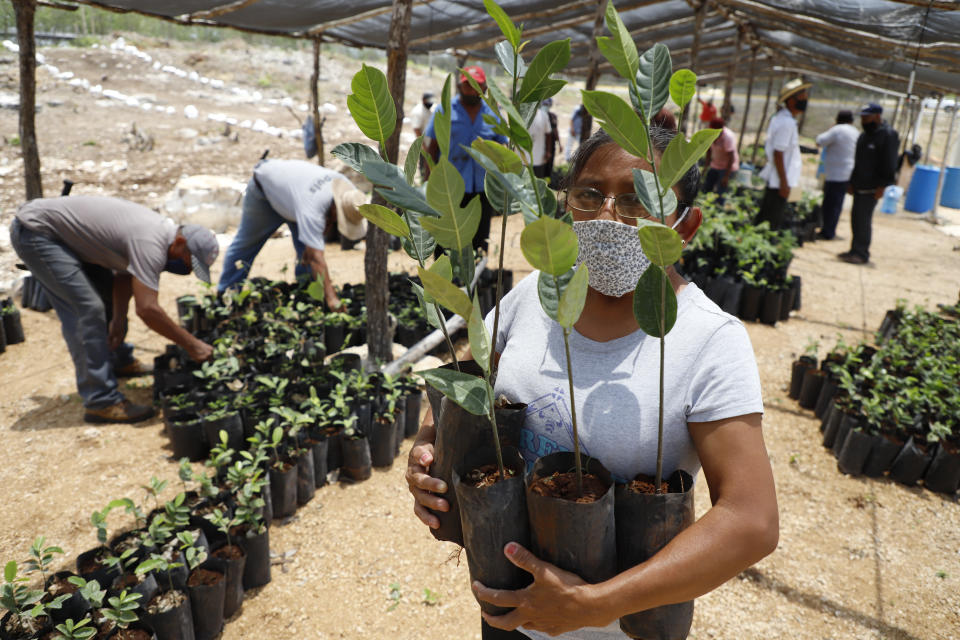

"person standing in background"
[757, 78, 811, 230]
[567, 104, 587, 162]
[424, 66, 507, 252]
[531, 102, 551, 179]
[838, 103, 899, 265]
[410, 91, 435, 182]
[814, 110, 859, 240]
[542, 98, 563, 182]
[702, 117, 739, 200]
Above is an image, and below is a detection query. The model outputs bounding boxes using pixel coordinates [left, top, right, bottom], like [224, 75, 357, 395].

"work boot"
[84, 400, 155, 424]
[115, 358, 153, 378]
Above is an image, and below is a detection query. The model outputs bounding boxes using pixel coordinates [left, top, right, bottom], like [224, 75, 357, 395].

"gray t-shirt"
[485, 272, 764, 640]
[253, 159, 349, 251]
[15, 196, 176, 291]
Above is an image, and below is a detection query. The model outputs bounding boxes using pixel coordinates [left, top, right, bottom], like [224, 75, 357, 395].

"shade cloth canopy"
[62, 0, 960, 95]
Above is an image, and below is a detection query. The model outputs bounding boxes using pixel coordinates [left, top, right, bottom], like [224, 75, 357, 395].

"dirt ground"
[1, 38, 960, 640]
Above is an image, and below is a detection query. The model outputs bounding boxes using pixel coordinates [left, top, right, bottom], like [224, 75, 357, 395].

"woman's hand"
[404, 420, 448, 528]
[474, 542, 610, 635]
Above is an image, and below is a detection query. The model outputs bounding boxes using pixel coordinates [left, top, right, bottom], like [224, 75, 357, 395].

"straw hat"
[331, 179, 369, 242]
[778, 78, 811, 104]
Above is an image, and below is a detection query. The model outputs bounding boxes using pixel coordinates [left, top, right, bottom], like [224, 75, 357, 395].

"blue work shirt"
[424, 94, 507, 194]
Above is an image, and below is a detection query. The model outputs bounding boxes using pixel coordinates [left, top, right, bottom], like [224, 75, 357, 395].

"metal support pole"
[930, 106, 957, 224]
[923, 97, 941, 166]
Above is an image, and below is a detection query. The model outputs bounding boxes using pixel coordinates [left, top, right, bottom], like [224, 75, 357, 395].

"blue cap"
[860, 102, 883, 116]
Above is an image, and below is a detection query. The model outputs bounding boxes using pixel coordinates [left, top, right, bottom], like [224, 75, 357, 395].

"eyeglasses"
[563, 186, 688, 223]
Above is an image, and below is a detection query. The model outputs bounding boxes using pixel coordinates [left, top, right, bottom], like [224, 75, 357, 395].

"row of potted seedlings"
[790, 301, 960, 494]
[1, 442, 269, 640]
[681, 188, 801, 325]
[158, 281, 423, 491]
[0, 298, 26, 356]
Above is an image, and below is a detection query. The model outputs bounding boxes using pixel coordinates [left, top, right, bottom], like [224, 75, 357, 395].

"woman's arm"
[476, 412, 778, 635]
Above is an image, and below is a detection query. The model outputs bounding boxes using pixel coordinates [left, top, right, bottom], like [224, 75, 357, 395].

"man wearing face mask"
[838, 103, 900, 265]
[424, 65, 507, 252]
[10, 196, 218, 424]
[757, 79, 811, 230]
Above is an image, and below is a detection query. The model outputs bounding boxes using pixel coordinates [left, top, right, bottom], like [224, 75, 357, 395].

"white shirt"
[530, 107, 550, 166]
[410, 101, 436, 134]
[815, 123, 860, 182]
[759, 108, 801, 189]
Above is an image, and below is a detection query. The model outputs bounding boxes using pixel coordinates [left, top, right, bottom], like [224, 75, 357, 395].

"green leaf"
[637, 220, 683, 267]
[468, 294, 492, 375]
[361, 157, 440, 217]
[521, 216, 579, 276]
[404, 136, 424, 184]
[411, 283, 446, 331]
[494, 40, 526, 79]
[448, 245, 477, 296]
[486, 81, 525, 132]
[581, 91, 647, 159]
[537, 268, 573, 323]
[484, 0, 520, 50]
[597, 1, 639, 82]
[634, 43, 672, 119]
[358, 204, 409, 238]
[423, 161, 480, 250]
[417, 368, 492, 417]
[517, 39, 571, 103]
[402, 209, 437, 261]
[346, 64, 396, 146]
[4, 561, 15, 583]
[471, 139, 523, 174]
[632, 169, 677, 223]
[331, 142, 381, 172]
[557, 265, 589, 329]
[434, 75, 454, 157]
[633, 264, 677, 337]
[660, 127, 720, 190]
[508, 115, 533, 153]
[417, 266, 472, 319]
[429, 254, 453, 281]
[669, 69, 697, 111]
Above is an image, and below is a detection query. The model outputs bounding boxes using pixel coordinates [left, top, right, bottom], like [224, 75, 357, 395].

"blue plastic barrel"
[940, 166, 960, 209]
[904, 165, 940, 213]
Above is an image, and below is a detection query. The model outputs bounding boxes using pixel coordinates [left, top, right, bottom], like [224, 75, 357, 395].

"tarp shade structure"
[63, 0, 960, 94]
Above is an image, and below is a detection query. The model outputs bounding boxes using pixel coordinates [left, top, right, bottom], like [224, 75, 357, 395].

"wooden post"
[737, 45, 757, 156]
[685, 0, 707, 134]
[365, 0, 413, 365]
[751, 73, 775, 167]
[14, 0, 42, 200]
[311, 38, 325, 166]
[721, 26, 742, 122]
[580, 0, 608, 144]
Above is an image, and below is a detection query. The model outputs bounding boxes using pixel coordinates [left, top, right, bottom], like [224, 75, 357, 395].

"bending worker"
[10, 196, 219, 424]
[218, 158, 369, 310]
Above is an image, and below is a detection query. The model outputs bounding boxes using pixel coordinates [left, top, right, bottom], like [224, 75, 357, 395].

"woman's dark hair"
[562, 125, 701, 206]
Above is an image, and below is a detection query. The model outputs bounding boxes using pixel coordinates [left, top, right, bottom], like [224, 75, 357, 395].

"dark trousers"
[819, 180, 848, 239]
[482, 619, 528, 639]
[757, 187, 788, 230]
[850, 192, 878, 261]
[703, 167, 733, 202]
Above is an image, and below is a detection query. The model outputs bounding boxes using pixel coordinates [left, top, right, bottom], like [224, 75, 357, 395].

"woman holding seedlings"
[406, 125, 778, 639]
